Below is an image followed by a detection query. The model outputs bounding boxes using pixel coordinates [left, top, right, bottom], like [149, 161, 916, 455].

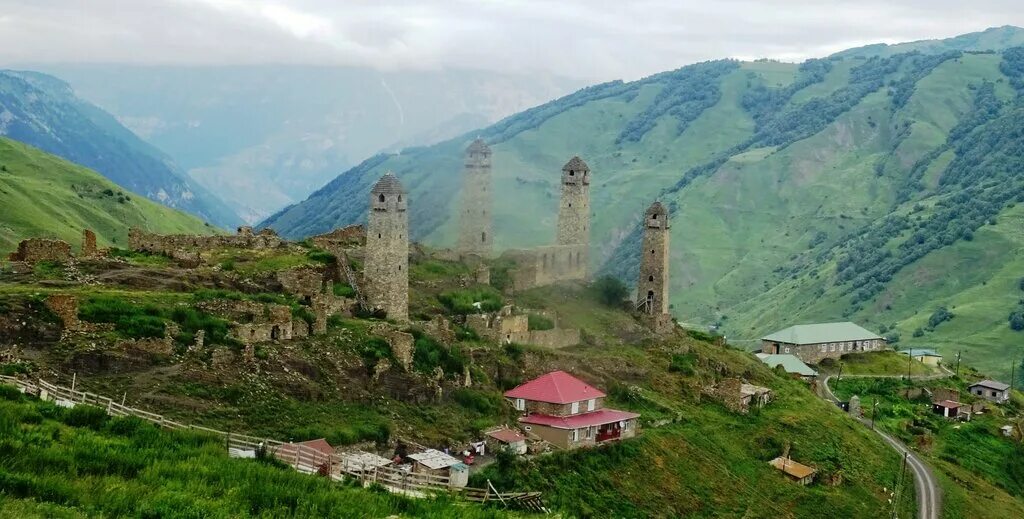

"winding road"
[820, 374, 944, 519]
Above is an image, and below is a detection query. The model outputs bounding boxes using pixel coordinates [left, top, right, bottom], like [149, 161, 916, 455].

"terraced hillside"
[0, 137, 216, 253]
[262, 27, 1024, 380]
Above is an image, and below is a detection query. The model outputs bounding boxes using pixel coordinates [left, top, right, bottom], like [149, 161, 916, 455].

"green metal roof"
[755, 353, 818, 377]
[761, 322, 882, 345]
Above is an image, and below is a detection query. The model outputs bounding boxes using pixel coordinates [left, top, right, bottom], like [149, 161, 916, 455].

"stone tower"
[556, 156, 591, 275]
[638, 201, 670, 315]
[365, 172, 409, 322]
[457, 138, 493, 256]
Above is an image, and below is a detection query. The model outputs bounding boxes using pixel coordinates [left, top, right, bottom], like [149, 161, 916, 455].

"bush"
[668, 353, 696, 376]
[332, 283, 356, 297]
[63, 405, 109, 430]
[437, 287, 503, 314]
[306, 249, 336, 264]
[927, 306, 954, 329]
[593, 276, 629, 306]
[452, 388, 502, 415]
[1009, 311, 1024, 332]
[413, 335, 466, 375]
[527, 314, 554, 331]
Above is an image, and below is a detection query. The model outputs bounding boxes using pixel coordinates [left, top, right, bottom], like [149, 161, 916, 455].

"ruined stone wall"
[511, 328, 581, 349]
[44, 294, 80, 331]
[128, 227, 282, 256]
[457, 139, 493, 257]
[277, 266, 326, 299]
[9, 239, 72, 263]
[502, 244, 587, 291]
[705, 378, 747, 414]
[309, 225, 365, 248]
[466, 312, 528, 343]
[364, 177, 409, 322]
[637, 202, 670, 315]
[81, 229, 98, 257]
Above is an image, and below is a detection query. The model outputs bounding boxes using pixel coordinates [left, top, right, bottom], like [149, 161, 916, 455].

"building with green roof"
[755, 353, 818, 380]
[761, 322, 886, 364]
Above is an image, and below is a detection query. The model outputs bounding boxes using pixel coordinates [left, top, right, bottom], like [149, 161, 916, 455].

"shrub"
[593, 276, 628, 306]
[503, 343, 524, 361]
[332, 283, 356, 297]
[668, 353, 696, 375]
[437, 287, 502, 314]
[913, 327, 925, 337]
[527, 314, 554, 331]
[0, 385, 25, 402]
[357, 337, 393, 371]
[63, 405, 109, 430]
[413, 335, 466, 375]
[452, 388, 502, 415]
[1009, 311, 1024, 331]
[219, 259, 235, 271]
[927, 306, 954, 329]
[306, 249, 336, 264]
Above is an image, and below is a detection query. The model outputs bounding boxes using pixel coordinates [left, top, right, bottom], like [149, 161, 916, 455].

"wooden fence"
[0, 375, 547, 512]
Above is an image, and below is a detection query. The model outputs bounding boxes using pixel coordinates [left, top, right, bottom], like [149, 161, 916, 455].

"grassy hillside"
[0, 387, 508, 518]
[263, 28, 1024, 380]
[0, 137, 215, 253]
[0, 243, 924, 518]
[0, 70, 241, 228]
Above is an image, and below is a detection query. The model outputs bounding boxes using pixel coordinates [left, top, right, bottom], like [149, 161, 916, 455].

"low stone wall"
[81, 229, 98, 257]
[8, 239, 72, 263]
[277, 266, 326, 299]
[128, 227, 282, 256]
[309, 225, 365, 248]
[510, 328, 581, 349]
[502, 244, 587, 291]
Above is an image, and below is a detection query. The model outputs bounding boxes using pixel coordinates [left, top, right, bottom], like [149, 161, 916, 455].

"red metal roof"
[486, 428, 527, 443]
[504, 370, 606, 404]
[519, 408, 639, 430]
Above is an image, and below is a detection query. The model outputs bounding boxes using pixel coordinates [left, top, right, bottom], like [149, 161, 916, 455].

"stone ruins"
[364, 172, 410, 322]
[498, 156, 591, 291]
[465, 305, 581, 349]
[7, 238, 71, 263]
[457, 139, 493, 257]
[128, 226, 283, 257]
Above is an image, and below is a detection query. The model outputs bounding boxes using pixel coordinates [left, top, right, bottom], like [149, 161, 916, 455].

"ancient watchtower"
[457, 138, 493, 257]
[556, 156, 591, 276]
[638, 201, 670, 315]
[365, 172, 409, 322]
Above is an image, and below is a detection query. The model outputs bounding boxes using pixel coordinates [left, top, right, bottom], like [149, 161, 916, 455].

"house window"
[784, 347, 791, 354]
[820, 344, 827, 352]
[570, 401, 580, 414]
[585, 426, 593, 439]
[571, 429, 579, 442]
[992, 391, 998, 398]
[587, 399, 595, 412]
[515, 398, 525, 411]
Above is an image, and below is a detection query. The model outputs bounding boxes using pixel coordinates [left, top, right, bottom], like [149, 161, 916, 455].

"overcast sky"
[1, 0, 1022, 81]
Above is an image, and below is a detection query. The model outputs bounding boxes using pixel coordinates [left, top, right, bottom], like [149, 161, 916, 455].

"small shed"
[275, 438, 335, 474]
[486, 427, 528, 455]
[932, 400, 967, 420]
[768, 456, 816, 485]
[408, 449, 468, 487]
[740, 383, 773, 410]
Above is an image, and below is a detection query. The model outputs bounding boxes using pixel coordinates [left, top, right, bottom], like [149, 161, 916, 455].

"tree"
[593, 276, 629, 307]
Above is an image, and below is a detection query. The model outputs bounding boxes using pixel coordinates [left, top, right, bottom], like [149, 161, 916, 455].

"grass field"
[0, 138, 215, 253]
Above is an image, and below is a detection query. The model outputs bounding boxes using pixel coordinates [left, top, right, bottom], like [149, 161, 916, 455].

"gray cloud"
[0, 0, 1022, 80]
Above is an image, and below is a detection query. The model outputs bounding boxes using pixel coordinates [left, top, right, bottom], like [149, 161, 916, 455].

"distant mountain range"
[36, 65, 584, 223]
[261, 25, 1024, 380]
[0, 70, 241, 228]
[0, 137, 215, 252]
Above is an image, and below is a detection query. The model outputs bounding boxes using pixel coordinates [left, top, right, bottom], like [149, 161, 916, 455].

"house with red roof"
[504, 370, 640, 449]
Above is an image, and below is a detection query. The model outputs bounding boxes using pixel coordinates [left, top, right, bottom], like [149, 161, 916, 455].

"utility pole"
[955, 350, 961, 378]
[890, 452, 908, 519]
[907, 349, 913, 380]
[837, 362, 843, 394]
[1012, 358, 1017, 393]
[871, 397, 878, 430]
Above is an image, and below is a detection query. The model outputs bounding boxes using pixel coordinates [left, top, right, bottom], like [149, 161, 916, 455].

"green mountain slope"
[262, 27, 1024, 380]
[0, 70, 241, 228]
[0, 137, 215, 252]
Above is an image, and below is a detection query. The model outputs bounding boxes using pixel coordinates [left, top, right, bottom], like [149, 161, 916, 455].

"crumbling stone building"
[7, 238, 72, 263]
[365, 172, 409, 322]
[637, 201, 670, 315]
[501, 156, 591, 291]
[465, 305, 581, 348]
[457, 139, 493, 257]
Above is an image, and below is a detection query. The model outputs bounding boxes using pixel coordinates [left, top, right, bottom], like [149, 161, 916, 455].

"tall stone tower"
[365, 172, 409, 322]
[638, 201, 670, 315]
[457, 138, 493, 256]
[556, 156, 591, 275]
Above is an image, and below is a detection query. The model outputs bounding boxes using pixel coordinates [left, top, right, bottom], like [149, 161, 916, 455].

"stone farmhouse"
[969, 380, 1010, 404]
[760, 322, 886, 364]
[505, 370, 640, 449]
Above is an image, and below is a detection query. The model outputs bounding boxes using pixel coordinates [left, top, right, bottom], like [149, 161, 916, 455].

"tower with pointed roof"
[556, 156, 591, 276]
[638, 201, 670, 315]
[457, 138, 493, 256]
[365, 172, 409, 321]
